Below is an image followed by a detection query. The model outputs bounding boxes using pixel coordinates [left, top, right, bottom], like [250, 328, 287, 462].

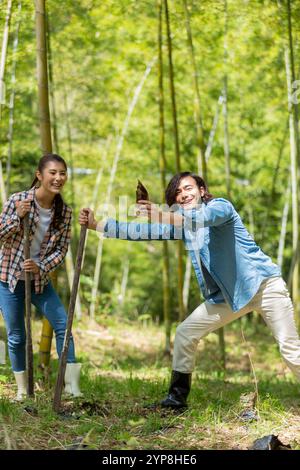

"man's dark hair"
[165, 172, 214, 207]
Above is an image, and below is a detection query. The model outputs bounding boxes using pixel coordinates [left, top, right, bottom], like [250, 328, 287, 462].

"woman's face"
[175, 176, 204, 209]
[36, 161, 68, 195]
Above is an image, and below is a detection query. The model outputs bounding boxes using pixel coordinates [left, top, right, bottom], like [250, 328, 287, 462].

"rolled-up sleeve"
[181, 199, 233, 230]
[0, 196, 21, 244]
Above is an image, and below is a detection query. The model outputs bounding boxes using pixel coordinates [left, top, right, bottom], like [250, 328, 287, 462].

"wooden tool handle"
[53, 224, 87, 412]
[24, 214, 34, 397]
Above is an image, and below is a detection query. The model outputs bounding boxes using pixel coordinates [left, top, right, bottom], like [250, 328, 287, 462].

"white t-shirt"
[20, 199, 52, 280]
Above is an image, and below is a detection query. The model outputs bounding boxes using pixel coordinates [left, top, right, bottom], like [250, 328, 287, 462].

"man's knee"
[175, 317, 209, 343]
[174, 322, 202, 350]
[175, 322, 188, 341]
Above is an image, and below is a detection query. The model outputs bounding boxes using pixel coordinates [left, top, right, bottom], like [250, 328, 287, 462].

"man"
[79, 172, 300, 409]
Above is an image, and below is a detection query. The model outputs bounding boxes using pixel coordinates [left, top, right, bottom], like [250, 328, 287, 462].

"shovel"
[23, 213, 34, 397]
[53, 221, 87, 412]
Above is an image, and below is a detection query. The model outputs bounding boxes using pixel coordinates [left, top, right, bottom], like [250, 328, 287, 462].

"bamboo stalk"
[260, 119, 289, 242]
[35, 0, 52, 153]
[0, 0, 13, 207]
[6, 1, 22, 196]
[81, 138, 110, 269]
[223, 0, 230, 200]
[23, 214, 34, 397]
[118, 258, 129, 309]
[285, 46, 299, 322]
[46, 12, 59, 154]
[183, 0, 207, 179]
[183, 95, 223, 310]
[89, 59, 156, 318]
[0, 0, 12, 111]
[205, 95, 223, 162]
[286, 0, 300, 319]
[164, 0, 185, 322]
[53, 223, 87, 412]
[183, 255, 192, 313]
[0, 162, 6, 207]
[35, 0, 55, 366]
[277, 179, 291, 269]
[158, 0, 171, 354]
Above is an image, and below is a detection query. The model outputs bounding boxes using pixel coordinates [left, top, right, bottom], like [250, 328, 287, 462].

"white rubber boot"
[13, 371, 27, 401]
[64, 363, 83, 397]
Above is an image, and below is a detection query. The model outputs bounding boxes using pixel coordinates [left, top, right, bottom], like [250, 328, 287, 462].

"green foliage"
[0, 317, 299, 449]
[0, 0, 299, 319]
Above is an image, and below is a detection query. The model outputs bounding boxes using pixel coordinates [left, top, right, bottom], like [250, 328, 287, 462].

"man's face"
[175, 176, 204, 209]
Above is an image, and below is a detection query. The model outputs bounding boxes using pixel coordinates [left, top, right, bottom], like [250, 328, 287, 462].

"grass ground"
[0, 314, 299, 450]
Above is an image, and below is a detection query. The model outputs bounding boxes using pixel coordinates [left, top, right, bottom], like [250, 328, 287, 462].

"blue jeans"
[0, 280, 76, 372]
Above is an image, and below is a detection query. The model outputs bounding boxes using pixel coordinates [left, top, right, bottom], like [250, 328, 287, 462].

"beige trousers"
[173, 276, 300, 381]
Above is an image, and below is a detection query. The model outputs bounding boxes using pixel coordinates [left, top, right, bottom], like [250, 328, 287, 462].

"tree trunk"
[0, 0, 12, 110]
[46, 14, 82, 320]
[81, 136, 113, 270]
[217, 0, 231, 369]
[277, 179, 291, 270]
[36, 0, 52, 153]
[46, 13, 59, 154]
[183, 95, 223, 309]
[60, 66, 77, 247]
[164, 0, 185, 322]
[261, 119, 289, 242]
[81, 165, 104, 268]
[183, 0, 207, 179]
[285, 49, 299, 323]
[35, 0, 54, 367]
[286, 0, 300, 321]
[205, 95, 223, 162]
[6, 1, 21, 196]
[223, 0, 230, 200]
[118, 258, 129, 310]
[183, 255, 192, 313]
[0, 0, 13, 206]
[158, 0, 172, 354]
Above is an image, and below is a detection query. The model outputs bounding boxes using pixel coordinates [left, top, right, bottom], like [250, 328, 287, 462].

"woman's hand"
[79, 208, 97, 230]
[16, 199, 31, 218]
[23, 259, 39, 274]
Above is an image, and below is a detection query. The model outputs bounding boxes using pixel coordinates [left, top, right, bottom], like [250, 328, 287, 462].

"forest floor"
[0, 313, 300, 450]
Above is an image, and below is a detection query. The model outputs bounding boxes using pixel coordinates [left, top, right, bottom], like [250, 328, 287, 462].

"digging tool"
[23, 213, 34, 397]
[53, 222, 87, 412]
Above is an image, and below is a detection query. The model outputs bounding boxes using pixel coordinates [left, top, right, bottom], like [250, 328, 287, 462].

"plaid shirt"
[0, 187, 72, 294]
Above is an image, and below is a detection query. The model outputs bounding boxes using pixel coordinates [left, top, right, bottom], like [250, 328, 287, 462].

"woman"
[0, 154, 82, 400]
[79, 171, 300, 409]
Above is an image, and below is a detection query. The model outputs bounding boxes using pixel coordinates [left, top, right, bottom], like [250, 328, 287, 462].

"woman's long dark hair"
[165, 172, 213, 207]
[31, 154, 67, 229]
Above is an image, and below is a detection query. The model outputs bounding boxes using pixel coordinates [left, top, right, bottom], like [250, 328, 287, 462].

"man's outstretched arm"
[78, 207, 183, 241]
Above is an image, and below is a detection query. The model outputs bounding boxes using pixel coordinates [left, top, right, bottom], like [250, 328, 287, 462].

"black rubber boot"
[160, 370, 191, 409]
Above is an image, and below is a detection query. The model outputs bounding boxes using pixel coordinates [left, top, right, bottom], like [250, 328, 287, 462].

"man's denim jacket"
[103, 198, 281, 313]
